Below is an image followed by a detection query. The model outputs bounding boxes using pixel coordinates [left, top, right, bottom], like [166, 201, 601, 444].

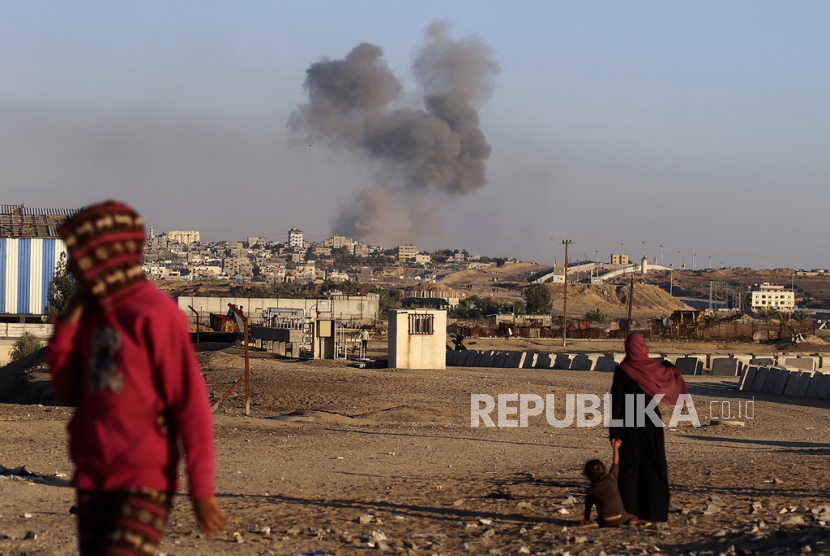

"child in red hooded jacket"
[48, 201, 225, 555]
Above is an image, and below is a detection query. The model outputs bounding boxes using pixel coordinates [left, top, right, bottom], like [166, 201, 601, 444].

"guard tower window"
[409, 314, 434, 335]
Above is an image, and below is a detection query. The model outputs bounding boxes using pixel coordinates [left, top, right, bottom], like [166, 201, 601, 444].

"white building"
[323, 235, 355, 250]
[168, 230, 200, 244]
[750, 283, 795, 312]
[387, 309, 447, 370]
[397, 244, 418, 262]
[288, 228, 304, 250]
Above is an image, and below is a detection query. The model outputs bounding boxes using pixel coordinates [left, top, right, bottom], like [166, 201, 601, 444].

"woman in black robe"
[609, 333, 689, 522]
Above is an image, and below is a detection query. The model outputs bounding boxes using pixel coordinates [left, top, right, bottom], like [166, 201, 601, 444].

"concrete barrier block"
[676, 358, 703, 376]
[570, 355, 592, 371]
[751, 357, 775, 367]
[586, 354, 601, 370]
[784, 371, 807, 396]
[738, 366, 758, 391]
[505, 351, 526, 368]
[805, 373, 824, 399]
[709, 356, 731, 372]
[817, 374, 830, 400]
[596, 356, 618, 372]
[819, 356, 830, 369]
[493, 352, 508, 368]
[473, 351, 491, 367]
[649, 355, 664, 364]
[761, 367, 781, 393]
[687, 354, 708, 368]
[795, 371, 815, 397]
[711, 358, 741, 376]
[750, 367, 769, 392]
[612, 353, 625, 363]
[535, 353, 553, 368]
[772, 368, 791, 395]
[664, 354, 684, 365]
[733, 355, 753, 369]
[522, 352, 538, 368]
[553, 354, 572, 369]
[785, 357, 816, 371]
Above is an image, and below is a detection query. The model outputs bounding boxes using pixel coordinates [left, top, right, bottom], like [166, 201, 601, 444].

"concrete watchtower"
[641, 255, 648, 275]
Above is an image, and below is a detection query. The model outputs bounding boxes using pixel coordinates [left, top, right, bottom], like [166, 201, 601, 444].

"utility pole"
[562, 239, 572, 347]
[669, 264, 673, 296]
[626, 272, 635, 337]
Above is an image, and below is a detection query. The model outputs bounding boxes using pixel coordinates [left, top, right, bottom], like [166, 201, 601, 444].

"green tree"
[10, 332, 43, 362]
[513, 300, 527, 315]
[45, 253, 77, 319]
[477, 296, 504, 317]
[585, 308, 612, 323]
[524, 284, 552, 315]
[756, 306, 780, 324]
[450, 298, 482, 319]
[321, 279, 359, 295]
[371, 287, 401, 316]
[792, 310, 813, 325]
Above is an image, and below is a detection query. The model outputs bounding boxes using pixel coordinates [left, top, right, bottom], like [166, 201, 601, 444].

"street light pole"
[669, 264, 673, 296]
[562, 239, 572, 347]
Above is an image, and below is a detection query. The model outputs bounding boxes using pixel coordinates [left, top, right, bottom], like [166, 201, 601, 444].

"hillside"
[539, 283, 692, 319]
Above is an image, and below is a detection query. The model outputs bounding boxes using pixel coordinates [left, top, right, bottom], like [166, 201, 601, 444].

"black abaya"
[608, 366, 670, 522]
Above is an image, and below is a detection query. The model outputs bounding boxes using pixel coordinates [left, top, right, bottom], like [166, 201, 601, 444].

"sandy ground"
[1, 341, 830, 556]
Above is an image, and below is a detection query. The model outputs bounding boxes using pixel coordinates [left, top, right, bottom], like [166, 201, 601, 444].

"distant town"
[142, 226, 500, 285]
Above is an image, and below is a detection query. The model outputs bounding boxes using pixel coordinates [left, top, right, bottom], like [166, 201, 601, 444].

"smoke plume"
[289, 21, 498, 243]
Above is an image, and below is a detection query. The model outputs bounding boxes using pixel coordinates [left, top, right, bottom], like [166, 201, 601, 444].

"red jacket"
[48, 281, 215, 500]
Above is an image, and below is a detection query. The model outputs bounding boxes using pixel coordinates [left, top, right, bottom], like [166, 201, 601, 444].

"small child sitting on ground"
[579, 439, 648, 528]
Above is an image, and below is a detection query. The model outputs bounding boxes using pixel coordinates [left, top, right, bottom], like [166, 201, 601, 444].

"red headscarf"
[620, 332, 689, 406]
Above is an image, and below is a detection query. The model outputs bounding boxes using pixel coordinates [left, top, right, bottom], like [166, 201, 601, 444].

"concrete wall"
[388, 309, 447, 370]
[0, 323, 54, 365]
[176, 295, 380, 325]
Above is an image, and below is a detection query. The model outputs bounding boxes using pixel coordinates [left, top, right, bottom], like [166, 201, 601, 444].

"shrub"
[10, 332, 43, 362]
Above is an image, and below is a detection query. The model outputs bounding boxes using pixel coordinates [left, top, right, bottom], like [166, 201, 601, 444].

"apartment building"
[750, 283, 795, 311]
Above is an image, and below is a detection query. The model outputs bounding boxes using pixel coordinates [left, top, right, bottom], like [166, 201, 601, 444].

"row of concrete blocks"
[737, 365, 830, 399]
[446, 350, 614, 371]
[445, 350, 825, 377]
[445, 350, 705, 374]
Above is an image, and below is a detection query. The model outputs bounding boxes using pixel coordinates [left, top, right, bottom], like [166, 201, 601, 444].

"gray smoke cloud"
[289, 21, 498, 243]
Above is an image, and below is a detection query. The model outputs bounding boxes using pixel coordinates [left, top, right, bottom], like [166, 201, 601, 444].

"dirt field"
[2, 337, 830, 556]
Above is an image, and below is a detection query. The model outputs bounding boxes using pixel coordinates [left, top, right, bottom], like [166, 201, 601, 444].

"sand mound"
[536, 283, 692, 317]
[0, 348, 61, 406]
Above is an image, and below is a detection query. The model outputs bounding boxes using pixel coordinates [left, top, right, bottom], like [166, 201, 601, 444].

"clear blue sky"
[2, 1, 828, 268]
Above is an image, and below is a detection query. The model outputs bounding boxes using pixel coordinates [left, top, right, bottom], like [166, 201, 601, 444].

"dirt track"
[2, 343, 830, 555]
